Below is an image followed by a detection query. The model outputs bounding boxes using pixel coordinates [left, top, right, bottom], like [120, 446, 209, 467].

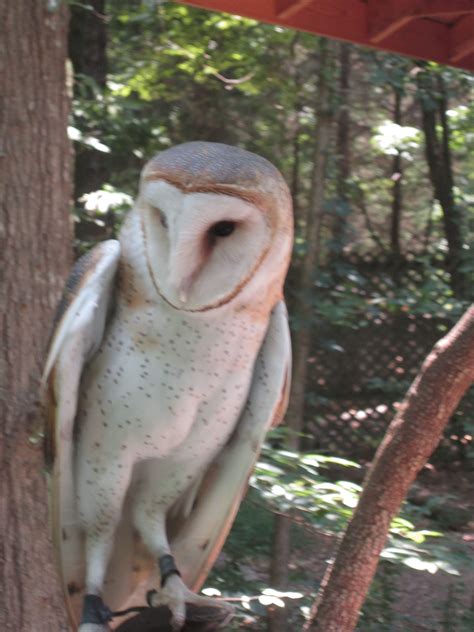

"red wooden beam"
[368, 0, 474, 44]
[273, 0, 315, 20]
[368, 0, 414, 43]
[265, 1, 457, 68]
[179, 0, 369, 43]
[379, 17, 450, 64]
[176, 1, 474, 71]
[397, 0, 473, 16]
[450, 14, 474, 61]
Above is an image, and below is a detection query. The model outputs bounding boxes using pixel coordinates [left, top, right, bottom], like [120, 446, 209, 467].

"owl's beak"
[176, 276, 193, 304]
[167, 231, 201, 305]
[169, 265, 193, 305]
[170, 264, 203, 305]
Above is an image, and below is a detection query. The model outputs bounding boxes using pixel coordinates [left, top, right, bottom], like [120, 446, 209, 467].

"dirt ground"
[222, 467, 474, 631]
[390, 469, 474, 631]
[299, 468, 474, 631]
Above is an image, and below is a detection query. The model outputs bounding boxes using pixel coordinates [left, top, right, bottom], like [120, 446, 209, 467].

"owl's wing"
[42, 239, 121, 462]
[169, 300, 291, 591]
[41, 240, 121, 620]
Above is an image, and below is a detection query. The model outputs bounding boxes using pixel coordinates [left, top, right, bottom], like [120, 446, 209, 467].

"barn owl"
[42, 141, 293, 631]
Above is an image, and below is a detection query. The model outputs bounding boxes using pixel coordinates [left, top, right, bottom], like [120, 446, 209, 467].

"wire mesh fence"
[299, 254, 473, 465]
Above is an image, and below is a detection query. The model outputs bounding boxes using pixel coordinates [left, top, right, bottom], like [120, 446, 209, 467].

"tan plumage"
[42, 142, 293, 630]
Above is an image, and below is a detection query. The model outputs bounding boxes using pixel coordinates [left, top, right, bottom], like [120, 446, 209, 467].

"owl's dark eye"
[159, 211, 168, 229]
[209, 221, 236, 238]
[152, 206, 168, 228]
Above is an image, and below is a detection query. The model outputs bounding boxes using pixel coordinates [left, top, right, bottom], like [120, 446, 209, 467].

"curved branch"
[305, 305, 474, 632]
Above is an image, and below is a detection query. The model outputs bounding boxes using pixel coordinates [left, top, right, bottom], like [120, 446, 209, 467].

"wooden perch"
[115, 603, 226, 631]
[304, 305, 474, 632]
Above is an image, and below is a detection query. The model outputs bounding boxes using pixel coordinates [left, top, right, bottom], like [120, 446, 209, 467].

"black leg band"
[159, 553, 181, 588]
[81, 594, 113, 625]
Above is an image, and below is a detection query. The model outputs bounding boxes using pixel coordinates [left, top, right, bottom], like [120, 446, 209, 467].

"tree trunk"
[331, 43, 351, 254]
[390, 89, 402, 262]
[291, 36, 335, 442]
[417, 69, 467, 297]
[0, 2, 72, 630]
[268, 38, 335, 632]
[304, 306, 474, 632]
[288, 32, 303, 225]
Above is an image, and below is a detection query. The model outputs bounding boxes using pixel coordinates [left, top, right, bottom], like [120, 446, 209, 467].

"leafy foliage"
[204, 440, 474, 629]
[68, 3, 474, 628]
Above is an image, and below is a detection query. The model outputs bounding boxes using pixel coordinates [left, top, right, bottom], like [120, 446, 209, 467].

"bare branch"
[305, 306, 474, 632]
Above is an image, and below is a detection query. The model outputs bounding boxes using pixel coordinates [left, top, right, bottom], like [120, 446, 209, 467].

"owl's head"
[136, 142, 293, 312]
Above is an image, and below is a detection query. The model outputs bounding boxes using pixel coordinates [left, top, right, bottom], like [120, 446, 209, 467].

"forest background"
[1, 1, 473, 631]
[69, 3, 474, 630]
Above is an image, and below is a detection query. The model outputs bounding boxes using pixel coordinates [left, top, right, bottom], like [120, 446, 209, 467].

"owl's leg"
[133, 500, 233, 631]
[77, 458, 134, 632]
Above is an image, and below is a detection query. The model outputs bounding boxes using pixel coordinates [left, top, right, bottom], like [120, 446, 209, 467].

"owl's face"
[139, 180, 274, 311]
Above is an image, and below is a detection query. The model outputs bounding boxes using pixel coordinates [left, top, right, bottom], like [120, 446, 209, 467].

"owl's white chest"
[75, 298, 267, 505]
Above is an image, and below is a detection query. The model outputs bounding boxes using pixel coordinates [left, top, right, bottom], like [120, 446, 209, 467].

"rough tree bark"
[0, 2, 72, 630]
[268, 38, 335, 632]
[304, 306, 474, 632]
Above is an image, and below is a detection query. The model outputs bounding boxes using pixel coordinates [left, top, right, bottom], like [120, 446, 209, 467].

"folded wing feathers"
[41, 240, 121, 390]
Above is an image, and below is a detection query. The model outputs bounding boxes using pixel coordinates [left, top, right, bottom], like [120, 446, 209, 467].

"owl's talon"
[171, 611, 186, 631]
[148, 573, 233, 630]
[146, 588, 158, 607]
